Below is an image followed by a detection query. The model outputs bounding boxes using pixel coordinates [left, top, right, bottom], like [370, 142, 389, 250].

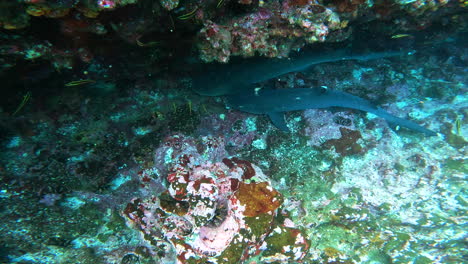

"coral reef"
[196, 0, 466, 62]
[0, 0, 466, 263]
[197, 0, 346, 62]
[2, 0, 141, 29]
[124, 134, 309, 263]
[0, 0, 464, 69]
[0, 40, 466, 262]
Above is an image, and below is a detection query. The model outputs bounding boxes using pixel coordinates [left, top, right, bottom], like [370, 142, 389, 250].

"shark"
[226, 87, 437, 136]
[192, 48, 408, 96]
[191, 47, 436, 136]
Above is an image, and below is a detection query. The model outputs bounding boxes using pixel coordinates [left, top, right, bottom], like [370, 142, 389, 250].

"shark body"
[227, 88, 437, 136]
[192, 47, 436, 136]
[192, 48, 406, 96]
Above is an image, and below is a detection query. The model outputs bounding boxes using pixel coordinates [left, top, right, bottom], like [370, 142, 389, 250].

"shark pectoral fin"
[268, 112, 290, 132]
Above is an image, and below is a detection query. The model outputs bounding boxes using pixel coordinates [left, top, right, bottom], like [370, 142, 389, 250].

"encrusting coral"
[123, 134, 309, 263]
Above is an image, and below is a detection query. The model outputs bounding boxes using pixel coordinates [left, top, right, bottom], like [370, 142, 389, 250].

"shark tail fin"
[373, 108, 438, 137]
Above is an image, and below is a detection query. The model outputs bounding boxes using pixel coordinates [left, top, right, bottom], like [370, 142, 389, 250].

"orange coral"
[236, 182, 282, 217]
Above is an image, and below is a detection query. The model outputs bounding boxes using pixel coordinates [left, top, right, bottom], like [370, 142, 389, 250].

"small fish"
[136, 36, 159, 47]
[188, 100, 192, 115]
[65, 79, 96, 86]
[12, 91, 31, 116]
[391, 34, 412, 39]
[177, 7, 198, 20]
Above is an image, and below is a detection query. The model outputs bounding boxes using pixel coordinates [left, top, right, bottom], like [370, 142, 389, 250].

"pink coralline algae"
[303, 109, 357, 146]
[124, 134, 309, 263]
[197, 0, 345, 62]
[303, 109, 365, 156]
[97, 0, 117, 9]
[159, 0, 180, 11]
[280, 1, 342, 42]
[197, 112, 258, 151]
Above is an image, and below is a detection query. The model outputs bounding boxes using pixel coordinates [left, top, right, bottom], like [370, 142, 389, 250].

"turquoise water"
[0, 1, 466, 264]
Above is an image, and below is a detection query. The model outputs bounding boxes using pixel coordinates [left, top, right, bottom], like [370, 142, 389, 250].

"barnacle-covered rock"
[124, 134, 309, 263]
[197, 0, 348, 62]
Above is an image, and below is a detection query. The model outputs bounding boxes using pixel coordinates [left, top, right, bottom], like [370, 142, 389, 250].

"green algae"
[444, 157, 468, 174]
[216, 240, 246, 264]
[445, 132, 467, 149]
[280, 175, 466, 263]
[261, 225, 309, 261]
[244, 213, 275, 239]
[107, 209, 127, 230]
[365, 250, 392, 264]
[414, 256, 432, 264]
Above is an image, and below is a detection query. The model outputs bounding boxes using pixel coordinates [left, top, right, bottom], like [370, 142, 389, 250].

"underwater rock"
[197, 0, 347, 62]
[124, 134, 309, 263]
